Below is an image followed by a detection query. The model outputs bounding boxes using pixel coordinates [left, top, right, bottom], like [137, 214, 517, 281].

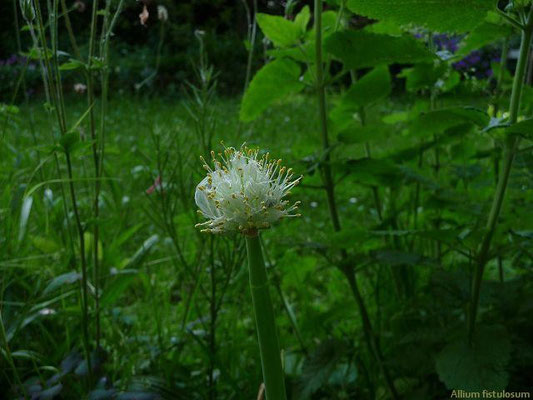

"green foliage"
[346, 0, 495, 32]
[240, 58, 304, 121]
[436, 326, 512, 391]
[325, 31, 434, 69]
[256, 13, 303, 47]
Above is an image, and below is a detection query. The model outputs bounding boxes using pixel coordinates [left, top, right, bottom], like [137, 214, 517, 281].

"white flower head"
[195, 145, 302, 234]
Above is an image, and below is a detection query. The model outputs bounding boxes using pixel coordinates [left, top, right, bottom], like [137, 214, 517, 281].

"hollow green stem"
[468, 9, 533, 342]
[245, 233, 287, 400]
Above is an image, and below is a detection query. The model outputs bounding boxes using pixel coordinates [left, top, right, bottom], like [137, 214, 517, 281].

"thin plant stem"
[60, 0, 81, 58]
[314, 0, 341, 232]
[33, 0, 93, 383]
[314, 1, 399, 398]
[468, 8, 533, 342]
[0, 310, 29, 399]
[245, 233, 287, 400]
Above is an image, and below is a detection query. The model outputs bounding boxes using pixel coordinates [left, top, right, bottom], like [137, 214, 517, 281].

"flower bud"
[19, 0, 35, 22]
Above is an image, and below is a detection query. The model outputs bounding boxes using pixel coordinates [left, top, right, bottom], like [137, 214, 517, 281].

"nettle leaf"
[240, 58, 304, 122]
[436, 325, 511, 391]
[400, 62, 447, 92]
[344, 157, 402, 186]
[409, 108, 489, 136]
[505, 118, 533, 139]
[295, 339, 347, 399]
[337, 123, 394, 145]
[457, 20, 512, 57]
[346, 0, 494, 33]
[342, 65, 391, 108]
[325, 31, 433, 69]
[256, 13, 302, 47]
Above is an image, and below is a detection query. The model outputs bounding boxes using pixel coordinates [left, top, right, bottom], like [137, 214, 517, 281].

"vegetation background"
[1, 0, 532, 399]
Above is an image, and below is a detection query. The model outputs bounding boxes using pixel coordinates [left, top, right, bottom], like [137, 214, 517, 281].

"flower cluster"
[195, 146, 301, 234]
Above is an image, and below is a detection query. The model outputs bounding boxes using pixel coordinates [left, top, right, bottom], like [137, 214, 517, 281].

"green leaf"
[341, 65, 391, 109]
[337, 123, 394, 144]
[436, 325, 511, 391]
[59, 132, 80, 153]
[457, 20, 512, 57]
[59, 59, 86, 71]
[400, 63, 447, 92]
[505, 118, 533, 138]
[43, 271, 81, 295]
[346, 0, 494, 33]
[18, 196, 33, 242]
[294, 5, 311, 33]
[325, 31, 433, 69]
[409, 108, 489, 136]
[343, 157, 402, 186]
[295, 339, 348, 399]
[256, 13, 302, 47]
[240, 58, 304, 122]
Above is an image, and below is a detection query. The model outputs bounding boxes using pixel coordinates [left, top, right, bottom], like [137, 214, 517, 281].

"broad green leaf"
[505, 118, 533, 138]
[295, 339, 348, 399]
[294, 5, 311, 33]
[457, 21, 512, 57]
[409, 107, 489, 136]
[256, 13, 302, 47]
[373, 249, 426, 266]
[343, 157, 402, 186]
[337, 123, 394, 144]
[347, 0, 494, 33]
[341, 65, 391, 109]
[325, 31, 433, 69]
[240, 58, 304, 122]
[400, 63, 447, 92]
[436, 325, 511, 391]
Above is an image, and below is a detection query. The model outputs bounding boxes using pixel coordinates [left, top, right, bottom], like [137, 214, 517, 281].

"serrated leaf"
[457, 21, 512, 57]
[400, 62, 448, 92]
[325, 31, 434, 69]
[505, 118, 533, 138]
[436, 325, 511, 391]
[347, 0, 494, 33]
[337, 123, 394, 144]
[295, 339, 347, 399]
[240, 58, 304, 121]
[409, 107, 489, 136]
[341, 65, 391, 108]
[256, 13, 302, 47]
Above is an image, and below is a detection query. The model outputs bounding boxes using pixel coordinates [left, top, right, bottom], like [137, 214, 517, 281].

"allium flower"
[195, 146, 301, 234]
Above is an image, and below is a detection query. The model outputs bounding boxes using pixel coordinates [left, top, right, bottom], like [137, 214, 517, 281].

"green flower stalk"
[195, 145, 301, 399]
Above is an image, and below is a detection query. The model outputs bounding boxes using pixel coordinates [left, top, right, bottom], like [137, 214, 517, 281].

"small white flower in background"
[157, 5, 168, 22]
[73, 83, 87, 94]
[195, 145, 302, 234]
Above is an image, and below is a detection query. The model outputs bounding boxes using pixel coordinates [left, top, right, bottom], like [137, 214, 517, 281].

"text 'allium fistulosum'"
[194, 145, 301, 400]
[195, 145, 301, 234]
